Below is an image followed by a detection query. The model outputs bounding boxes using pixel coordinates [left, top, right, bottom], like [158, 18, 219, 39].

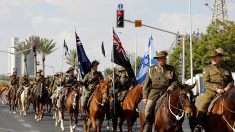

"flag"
[75, 32, 91, 78]
[101, 41, 106, 57]
[193, 29, 201, 40]
[111, 29, 135, 79]
[63, 40, 68, 56]
[136, 36, 157, 84]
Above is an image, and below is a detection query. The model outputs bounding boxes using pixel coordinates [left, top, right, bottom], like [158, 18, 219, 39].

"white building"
[8, 37, 22, 76]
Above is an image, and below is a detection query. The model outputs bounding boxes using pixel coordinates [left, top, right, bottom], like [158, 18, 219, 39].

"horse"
[31, 83, 47, 121]
[139, 84, 195, 132]
[65, 85, 80, 132]
[189, 87, 235, 132]
[19, 86, 30, 116]
[0, 85, 9, 104]
[45, 86, 52, 113]
[82, 80, 111, 132]
[110, 84, 143, 132]
[8, 85, 18, 113]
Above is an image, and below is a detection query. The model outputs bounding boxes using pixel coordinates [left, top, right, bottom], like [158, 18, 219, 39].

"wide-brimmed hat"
[208, 48, 225, 58]
[37, 69, 42, 73]
[154, 50, 168, 59]
[66, 67, 75, 73]
[54, 72, 61, 76]
[45, 76, 50, 79]
[91, 60, 99, 67]
[118, 67, 126, 72]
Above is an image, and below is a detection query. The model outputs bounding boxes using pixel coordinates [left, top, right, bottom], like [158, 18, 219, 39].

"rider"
[51, 72, 62, 95]
[16, 74, 30, 98]
[8, 71, 20, 98]
[142, 50, 178, 132]
[62, 67, 77, 94]
[115, 67, 133, 111]
[194, 48, 234, 132]
[44, 76, 51, 89]
[31, 69, 44, 95]
[80, 60, 104, 118]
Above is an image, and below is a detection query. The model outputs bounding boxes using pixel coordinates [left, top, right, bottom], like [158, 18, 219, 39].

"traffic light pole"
[124, 19, 186, 83]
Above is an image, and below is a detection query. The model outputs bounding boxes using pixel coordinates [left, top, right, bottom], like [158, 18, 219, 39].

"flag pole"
[112, 27, 116, 115]
[61, 40, 65, 72]
[135, 32, 137, 75]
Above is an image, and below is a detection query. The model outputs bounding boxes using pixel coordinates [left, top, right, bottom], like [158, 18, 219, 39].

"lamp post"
[32, 40, 37, 76]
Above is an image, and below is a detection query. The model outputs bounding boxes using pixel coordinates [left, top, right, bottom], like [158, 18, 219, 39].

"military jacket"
[143, 64, 178, 101]
[81, 70, 104, 90]
[20, 76, 29, 86]
[63, 74, 77, 87]
[116, 74, 132, 91]
[10, 76, 19, 86]
[203, 64, 234, 95]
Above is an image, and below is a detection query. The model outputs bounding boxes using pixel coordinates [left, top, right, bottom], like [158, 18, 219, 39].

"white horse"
[20, 86, 30, 117]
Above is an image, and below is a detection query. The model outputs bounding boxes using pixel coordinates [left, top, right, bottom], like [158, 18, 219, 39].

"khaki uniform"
[17, 76, 30, 97]
[9, 75, 20, 96]
[115, 73, 132, 101]
[143, 64, 178, 130]
[63, 74, 77, 87]
[44, 79, 51, 89]
[33, 74, 44, 88]
[81, 70, 104, 108]
[198, 64, 234, 112]
[51, 77, 62, 94]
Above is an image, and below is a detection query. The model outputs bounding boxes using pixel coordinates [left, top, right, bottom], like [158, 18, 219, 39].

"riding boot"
[194, 111, 206, 132]
[105, 103, 111, 120]
[81, 106, 87, 120]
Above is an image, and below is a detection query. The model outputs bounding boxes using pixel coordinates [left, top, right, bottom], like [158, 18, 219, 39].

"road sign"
[135, 20, 142, 27]
[118, 4, 123, 10]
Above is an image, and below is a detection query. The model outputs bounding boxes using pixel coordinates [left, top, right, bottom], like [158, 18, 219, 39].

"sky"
[0, 0, 235, 75]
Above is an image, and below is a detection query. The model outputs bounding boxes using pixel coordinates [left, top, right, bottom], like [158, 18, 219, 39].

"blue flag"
[136, 36, 157, 84]
[75, 32, 91, 78]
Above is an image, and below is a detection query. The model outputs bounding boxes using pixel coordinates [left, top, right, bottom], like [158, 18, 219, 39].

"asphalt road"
[0, 102, 192, 132]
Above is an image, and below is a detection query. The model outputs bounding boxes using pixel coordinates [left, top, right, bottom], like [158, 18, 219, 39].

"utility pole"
[32, 40, 37, 76]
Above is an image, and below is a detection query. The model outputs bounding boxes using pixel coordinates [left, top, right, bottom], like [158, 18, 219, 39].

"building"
[8, 37, 22, 76]
[21, 50, 34, 76]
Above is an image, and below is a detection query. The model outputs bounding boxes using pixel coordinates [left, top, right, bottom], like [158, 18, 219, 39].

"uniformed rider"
[8, 71, 20, 97]
[142, 50, 178, 132]
[17, 74, 30, 98]
[194, 48, 234, 132]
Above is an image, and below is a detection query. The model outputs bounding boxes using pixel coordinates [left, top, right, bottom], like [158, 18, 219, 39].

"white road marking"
[22, 123, 32, 128]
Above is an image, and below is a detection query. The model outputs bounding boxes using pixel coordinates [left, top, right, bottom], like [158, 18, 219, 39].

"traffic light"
[176, 33, 182, 45]
[116, 10, 124, 28]
[32, 40, 36, 52]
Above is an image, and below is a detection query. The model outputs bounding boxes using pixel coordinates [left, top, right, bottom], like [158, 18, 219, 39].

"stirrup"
[194, 125, 202, 132]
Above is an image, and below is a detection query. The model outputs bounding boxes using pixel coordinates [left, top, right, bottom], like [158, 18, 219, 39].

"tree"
[37, 38, 56, 75]
[15, 41, 32, 76]
[169, 20, 235, 80]
[65, 49, 78, 69]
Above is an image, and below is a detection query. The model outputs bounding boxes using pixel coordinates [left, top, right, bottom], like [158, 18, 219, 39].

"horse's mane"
[223, 87, 235, 106]
[125, 84, 143, 106]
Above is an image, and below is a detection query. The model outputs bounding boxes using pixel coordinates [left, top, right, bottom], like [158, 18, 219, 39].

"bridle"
[95, 84, 109, 106]
[167, 89, 191, 121]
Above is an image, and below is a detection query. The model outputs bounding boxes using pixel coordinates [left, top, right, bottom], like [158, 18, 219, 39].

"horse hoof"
[13, 111, 16, 114]
[61, 127, 64, 131]
[72, 125, 76, 130]
[106, 126, 110, 130]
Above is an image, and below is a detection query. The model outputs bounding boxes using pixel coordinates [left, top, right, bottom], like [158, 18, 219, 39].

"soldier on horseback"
[31, 69, 44, 96]
[62, 67, 77, 95]
[194, 48, 234, 132]
[8, 71, 20, 98]
[142, 51, 178, 132]
[114, 67, 133, 115]
[50, 72, 62, 99]
[44, 76, 51, 89]
[17, 74, 30, 98]
[80, 60, 104, 118]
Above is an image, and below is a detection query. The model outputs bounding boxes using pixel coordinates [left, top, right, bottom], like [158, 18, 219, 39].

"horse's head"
[168, 83, 195, 119]
[98, 80, 111, 105]
[70, 87, 79, 109]
[23, 86, 30, 97]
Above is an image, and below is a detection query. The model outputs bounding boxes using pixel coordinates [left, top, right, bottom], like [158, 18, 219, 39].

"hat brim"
[154, 55, 167, 59]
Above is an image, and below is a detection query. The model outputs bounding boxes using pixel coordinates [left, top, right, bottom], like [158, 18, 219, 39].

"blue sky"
[0, 0, 234, 75]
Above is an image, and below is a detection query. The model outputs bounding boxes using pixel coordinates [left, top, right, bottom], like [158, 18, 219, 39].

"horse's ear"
[100, 80, 104, 84]
[184, 83, 196, 90]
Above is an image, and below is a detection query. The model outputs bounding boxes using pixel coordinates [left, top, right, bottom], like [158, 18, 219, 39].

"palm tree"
[65, 49, 78, 69]
[15, 41, 32, 76]
[37, 38, 56, 75]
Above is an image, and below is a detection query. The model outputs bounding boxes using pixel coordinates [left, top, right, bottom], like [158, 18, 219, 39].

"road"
[0, 104, 192, 132]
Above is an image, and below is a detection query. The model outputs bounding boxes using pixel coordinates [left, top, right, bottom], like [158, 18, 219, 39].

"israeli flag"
[136, 36, 157, 84]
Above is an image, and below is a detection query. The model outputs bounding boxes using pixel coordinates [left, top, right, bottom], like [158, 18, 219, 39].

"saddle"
[195, 94, 221, 114]
[86, 89, 96, 108]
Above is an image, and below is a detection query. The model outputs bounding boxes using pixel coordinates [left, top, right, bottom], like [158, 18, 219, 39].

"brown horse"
[190, 87, 235, 132]
[82, 80, 111, 132]
[111, 84, 143, 132]
[139, 84, 195, 132]
[31, 83, 47, 121]
[8, 86, 18, 113]
[65, 85, 80, 132]
[0, 86, 9, 104]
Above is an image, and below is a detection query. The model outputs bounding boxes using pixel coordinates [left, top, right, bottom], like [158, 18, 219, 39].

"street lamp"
[204, 1, 214, 12]
[32, 40, 37, 76]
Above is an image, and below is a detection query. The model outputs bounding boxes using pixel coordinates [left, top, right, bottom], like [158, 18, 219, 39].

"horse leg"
[91, 117, 97, 132]
[87, 118, 92, 132]
[82, 119, 87, 132]
[98, 115, 105, 132]
[119, 117, 125, 132]
[68, 111, 73, 132]
[112, 116, 118, 132]
[60, 110, 65, 131]
[73, 112, 78, 130]
[127, 116, 134, 132]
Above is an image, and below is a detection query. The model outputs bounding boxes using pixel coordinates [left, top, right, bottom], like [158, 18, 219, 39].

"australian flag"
[136, 36, 157, 84]
[75, 32, 91, 78]
[111, 29, 135, 80]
